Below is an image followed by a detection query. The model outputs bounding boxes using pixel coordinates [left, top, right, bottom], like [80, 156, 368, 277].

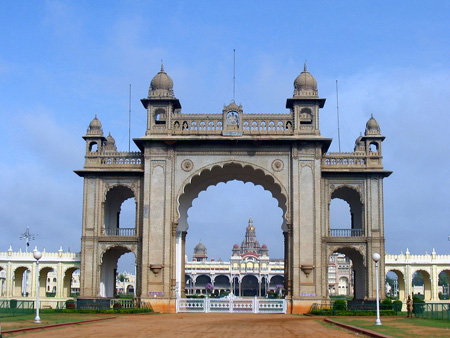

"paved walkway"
[17, 313, 364, 338]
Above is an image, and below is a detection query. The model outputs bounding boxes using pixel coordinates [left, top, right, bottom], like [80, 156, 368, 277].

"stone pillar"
[6, 261, 12, 298]
[56, 262, 64, 299]
[30, 262, 37, 299]
[431, 265, 438, 301]
[181, 231, 187, 297]
[405, 264, 411, 298]
[284, 224, 293, 301]
[175, 229, 182, 298]
[239, 277, 242, 297]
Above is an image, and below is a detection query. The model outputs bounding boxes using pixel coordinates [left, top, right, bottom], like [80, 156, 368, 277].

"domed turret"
[104, 132, 117, 152]
[354, 134, 365, 152]
[193, 241, 207, 262]
[365, 115, 381, 135]
[148, 63, 174, 98]
[232, 243, 240, 256]
[261, 243, 269, 256]
[87, 115, 103, 136]
[293, 63, 318, 98]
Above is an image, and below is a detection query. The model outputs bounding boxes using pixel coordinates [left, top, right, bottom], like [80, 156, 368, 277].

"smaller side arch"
[99, 245, 136, 298]
[411, 269, 432, 301]
[329, 185, 364, 237]
[386, 269, 405, 300]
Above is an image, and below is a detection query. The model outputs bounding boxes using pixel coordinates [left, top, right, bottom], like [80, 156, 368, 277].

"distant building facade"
[328, 253, 353, 296]
[185, 219, 284, 297]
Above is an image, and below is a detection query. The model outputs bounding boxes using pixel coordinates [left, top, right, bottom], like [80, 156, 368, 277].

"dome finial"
[293, 62, 318, 98]
[149, 63, 174, 98]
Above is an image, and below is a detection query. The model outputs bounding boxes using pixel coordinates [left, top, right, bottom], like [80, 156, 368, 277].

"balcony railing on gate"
[103, 228, 136, 236]
[329, 229, 364, 237]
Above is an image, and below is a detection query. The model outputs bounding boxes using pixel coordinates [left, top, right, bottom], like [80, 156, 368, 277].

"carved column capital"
[171, 222, 179, 236]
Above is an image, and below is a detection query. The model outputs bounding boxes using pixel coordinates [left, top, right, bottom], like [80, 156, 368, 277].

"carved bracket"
[301, 265, 314, 277]
[150, 264, 164, 275]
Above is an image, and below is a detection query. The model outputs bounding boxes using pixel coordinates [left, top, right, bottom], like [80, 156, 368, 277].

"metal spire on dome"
[304, 61, 307, 72]
[161, 60, 164, 72]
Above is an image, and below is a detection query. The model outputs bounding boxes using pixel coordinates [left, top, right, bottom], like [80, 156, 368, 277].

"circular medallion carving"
[272, 159, 284, 172]
[181, 159, 194, 172]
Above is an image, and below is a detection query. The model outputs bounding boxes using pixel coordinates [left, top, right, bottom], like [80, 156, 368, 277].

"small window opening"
[89, 142, 98, 152]
[155, 108, 166, 125]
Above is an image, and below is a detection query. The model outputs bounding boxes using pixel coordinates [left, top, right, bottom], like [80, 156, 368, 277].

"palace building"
[185, 219, 285, 297]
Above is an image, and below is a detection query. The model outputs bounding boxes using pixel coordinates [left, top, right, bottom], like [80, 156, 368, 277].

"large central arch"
[175, 161, 289, 300]
[177, 161, 289, 232]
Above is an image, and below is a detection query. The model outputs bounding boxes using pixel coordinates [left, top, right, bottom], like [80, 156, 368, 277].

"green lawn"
[0, 312, 114, 331]
[331, 316, 450, 337]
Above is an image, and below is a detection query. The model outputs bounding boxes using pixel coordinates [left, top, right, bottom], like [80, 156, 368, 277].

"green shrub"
[310, 308, 396, 316]
[333, 299, 347, 311]
[381, 298, 394, 311]
[61, 307, 153, 314]
[393, 300, 403, 312]
[413, 296, 425, 315]
[381, 298, 392, 305]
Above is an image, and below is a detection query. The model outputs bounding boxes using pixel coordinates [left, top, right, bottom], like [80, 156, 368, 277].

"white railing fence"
[176, 297, 286, 314]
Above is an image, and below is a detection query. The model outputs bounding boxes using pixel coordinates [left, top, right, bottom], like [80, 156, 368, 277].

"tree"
[386, 276, 395, 289]
[205, 283, 214, 295]
[117, 273, 129, 283]
[412, 272, 424, 286]
[439, 272, 449, 286]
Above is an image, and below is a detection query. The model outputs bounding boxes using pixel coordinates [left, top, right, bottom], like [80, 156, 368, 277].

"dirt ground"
[10, 313, 366, 338]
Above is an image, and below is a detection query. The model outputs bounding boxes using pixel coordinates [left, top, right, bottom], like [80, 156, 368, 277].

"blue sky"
[1, 1, 449, 270]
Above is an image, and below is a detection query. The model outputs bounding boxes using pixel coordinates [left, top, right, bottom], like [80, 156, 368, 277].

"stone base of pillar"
[290, 298, 324, 314]
[142, 298, 176, 313]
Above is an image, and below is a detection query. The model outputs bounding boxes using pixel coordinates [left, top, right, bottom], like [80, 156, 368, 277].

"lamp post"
[20, 227, 36, 298]
[372, 252, 382, 325]
[33, 249, 42, 324]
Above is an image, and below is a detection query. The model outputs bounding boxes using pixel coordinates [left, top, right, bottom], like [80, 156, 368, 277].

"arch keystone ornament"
[75, 64, 392, 314]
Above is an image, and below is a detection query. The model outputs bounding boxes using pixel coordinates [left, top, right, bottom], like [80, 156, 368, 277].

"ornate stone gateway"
[75, 63, 391, 313]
